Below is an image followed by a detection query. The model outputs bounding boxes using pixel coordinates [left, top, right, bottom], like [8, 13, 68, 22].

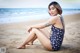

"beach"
[0, 13, 80, 53]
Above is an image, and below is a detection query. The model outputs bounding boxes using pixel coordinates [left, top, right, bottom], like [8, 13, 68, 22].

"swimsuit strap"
[59, 15, 65, 32]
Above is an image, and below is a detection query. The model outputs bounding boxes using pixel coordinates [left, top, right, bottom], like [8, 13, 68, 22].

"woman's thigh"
[38, 29, 51, 39]
[32, 28, 52, 50]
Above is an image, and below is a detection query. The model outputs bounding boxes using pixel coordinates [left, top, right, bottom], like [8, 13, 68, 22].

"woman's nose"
[50, 9, 53, 12]
[50, 10, 53, 13]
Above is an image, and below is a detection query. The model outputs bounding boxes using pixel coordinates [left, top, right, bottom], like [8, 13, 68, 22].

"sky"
[0, 0, 80, 8]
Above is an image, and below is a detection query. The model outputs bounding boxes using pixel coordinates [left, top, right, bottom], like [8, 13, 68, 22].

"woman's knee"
[31, 28, 39, 32]
[32, 28, 43, 33]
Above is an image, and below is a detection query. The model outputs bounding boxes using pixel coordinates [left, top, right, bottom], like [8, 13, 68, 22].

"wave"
[0, 8, 80, 24]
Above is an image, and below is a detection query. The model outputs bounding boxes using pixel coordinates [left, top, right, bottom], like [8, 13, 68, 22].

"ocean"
[0, 8, 80, 24]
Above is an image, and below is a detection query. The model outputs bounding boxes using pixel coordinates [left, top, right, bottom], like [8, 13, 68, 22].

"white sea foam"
[0, 8, 80, 24]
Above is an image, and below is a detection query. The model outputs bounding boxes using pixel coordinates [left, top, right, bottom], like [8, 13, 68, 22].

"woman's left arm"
[28, 16, 58, 32]
[31, 16, 58, 29]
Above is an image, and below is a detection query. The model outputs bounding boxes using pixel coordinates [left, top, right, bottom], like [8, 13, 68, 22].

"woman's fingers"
[28, 27, 32, 32]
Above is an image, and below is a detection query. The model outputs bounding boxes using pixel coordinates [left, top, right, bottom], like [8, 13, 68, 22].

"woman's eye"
[52, 7, 55, 10]
[49, 7, 55, 10]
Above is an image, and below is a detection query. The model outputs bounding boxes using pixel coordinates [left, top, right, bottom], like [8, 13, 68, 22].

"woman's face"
[48, 5, 58, 16]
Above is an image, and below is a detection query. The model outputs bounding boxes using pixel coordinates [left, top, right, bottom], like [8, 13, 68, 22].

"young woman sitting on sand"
[17, 1, 65, 51]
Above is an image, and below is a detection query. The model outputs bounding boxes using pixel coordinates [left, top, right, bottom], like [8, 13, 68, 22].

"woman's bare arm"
[30, 16, 58, 29]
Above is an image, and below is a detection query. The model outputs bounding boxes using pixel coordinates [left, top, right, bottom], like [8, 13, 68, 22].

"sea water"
[0, 8, 80, 24]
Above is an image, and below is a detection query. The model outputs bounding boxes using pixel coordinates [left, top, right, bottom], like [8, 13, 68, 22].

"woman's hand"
[27, 26, 33, 32]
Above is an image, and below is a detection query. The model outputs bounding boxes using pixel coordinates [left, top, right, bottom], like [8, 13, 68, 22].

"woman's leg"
[28, 29, 50, 45]
[17, 29, 37, 48]
[18, 28, 52, 50]
[28, 35, 37, 45]
[32, 28, 52, 50]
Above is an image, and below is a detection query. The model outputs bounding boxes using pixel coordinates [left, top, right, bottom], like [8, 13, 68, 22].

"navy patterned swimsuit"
[50, 16, 65, 51]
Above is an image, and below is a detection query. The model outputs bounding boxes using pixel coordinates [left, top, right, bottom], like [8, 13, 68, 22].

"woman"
[17, 1, 65, 51]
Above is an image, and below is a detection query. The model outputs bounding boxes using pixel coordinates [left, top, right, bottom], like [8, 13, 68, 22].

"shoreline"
[0, 12, 80, 25]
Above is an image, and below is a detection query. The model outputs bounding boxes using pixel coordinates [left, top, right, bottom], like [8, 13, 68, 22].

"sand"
[0, 13, 80, 53]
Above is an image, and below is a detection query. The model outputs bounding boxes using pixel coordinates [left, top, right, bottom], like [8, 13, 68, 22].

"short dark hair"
[48, 1, 62, 15]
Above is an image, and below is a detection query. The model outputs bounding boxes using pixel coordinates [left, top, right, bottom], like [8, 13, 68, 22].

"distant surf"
[0, 8, 80, 24]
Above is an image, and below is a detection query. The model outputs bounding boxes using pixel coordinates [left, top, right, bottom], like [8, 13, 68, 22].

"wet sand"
[0, 13, 80, 53]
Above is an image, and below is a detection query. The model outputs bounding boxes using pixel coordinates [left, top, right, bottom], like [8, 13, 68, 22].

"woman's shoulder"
[51, 14, 62, 19]
[48, 15, 60, 23]
[57, 14, 62, 18]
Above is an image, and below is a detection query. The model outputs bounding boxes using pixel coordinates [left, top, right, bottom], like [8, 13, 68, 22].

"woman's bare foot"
[27, 42, 33, 45]
[17, 45, 26, 49]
